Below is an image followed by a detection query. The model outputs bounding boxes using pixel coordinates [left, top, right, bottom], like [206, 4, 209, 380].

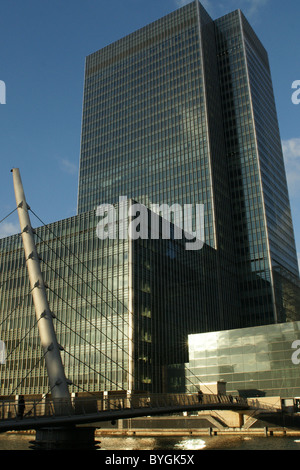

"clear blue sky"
[0, 0, 299, 268]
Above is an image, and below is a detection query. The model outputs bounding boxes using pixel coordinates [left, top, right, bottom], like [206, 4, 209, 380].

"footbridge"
[0, 392, 249, 433]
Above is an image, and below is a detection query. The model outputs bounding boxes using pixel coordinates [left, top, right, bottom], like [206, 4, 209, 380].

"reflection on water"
[1, 433, 300, 450]
[174, 439, 206, 450]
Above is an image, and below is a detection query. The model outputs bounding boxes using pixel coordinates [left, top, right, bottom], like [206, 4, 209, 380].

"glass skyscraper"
[77, 0, 300, 327]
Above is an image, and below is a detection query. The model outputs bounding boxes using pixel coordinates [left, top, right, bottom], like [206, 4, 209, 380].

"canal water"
[0, 433, 300, 450]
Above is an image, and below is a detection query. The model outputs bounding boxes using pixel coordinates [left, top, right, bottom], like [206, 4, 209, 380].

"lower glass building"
[184, 322, 300, 398]
[0, 200, 239, 397]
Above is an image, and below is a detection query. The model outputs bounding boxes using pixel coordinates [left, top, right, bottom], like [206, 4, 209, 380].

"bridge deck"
[0, 393, 249, 432]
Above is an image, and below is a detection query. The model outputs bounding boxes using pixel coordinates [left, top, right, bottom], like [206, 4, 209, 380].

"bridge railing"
[0, 399, 57, 421]
[247, 398, 280, 412]
[122, 393, 247, 410]
[0, 393, 248, 423]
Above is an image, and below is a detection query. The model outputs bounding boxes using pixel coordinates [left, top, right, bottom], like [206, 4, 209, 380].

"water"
[1, 433, 300, 450]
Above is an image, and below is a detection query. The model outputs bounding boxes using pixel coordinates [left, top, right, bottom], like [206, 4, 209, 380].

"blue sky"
[0, 0, 299, 268]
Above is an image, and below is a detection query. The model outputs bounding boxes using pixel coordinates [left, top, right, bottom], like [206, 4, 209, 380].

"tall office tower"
[77, 0, 300, 328]
[78, 0, 241, 330]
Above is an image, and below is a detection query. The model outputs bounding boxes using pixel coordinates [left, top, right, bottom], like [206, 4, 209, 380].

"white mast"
[12, 168, 71, 414]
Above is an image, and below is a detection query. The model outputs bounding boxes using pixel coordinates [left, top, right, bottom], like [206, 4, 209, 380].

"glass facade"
[132, 219, 238, 392]
[0, 201, 236, 395]
[186, 322, 300, 399]
[78, 2, 213, 233]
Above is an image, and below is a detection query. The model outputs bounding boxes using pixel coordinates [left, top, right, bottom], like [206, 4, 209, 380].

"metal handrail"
[247, 398, 280, 412]
[0, 393, 249, 423]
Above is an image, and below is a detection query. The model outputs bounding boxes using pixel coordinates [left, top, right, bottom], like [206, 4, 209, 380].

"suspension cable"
[0, 207, 18, 226]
